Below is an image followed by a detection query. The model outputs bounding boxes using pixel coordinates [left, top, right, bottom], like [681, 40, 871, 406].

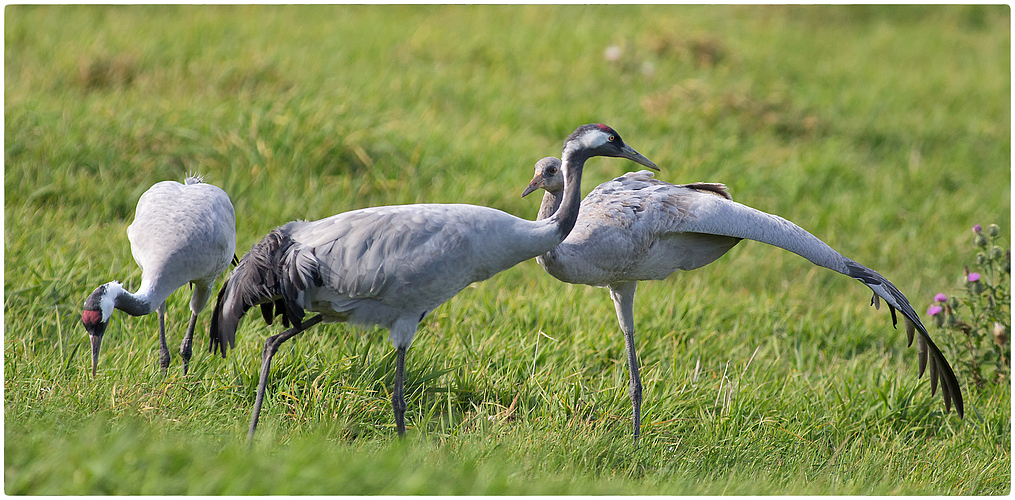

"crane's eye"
[608, 135, 616, 142]
[547, 167, 557, 175]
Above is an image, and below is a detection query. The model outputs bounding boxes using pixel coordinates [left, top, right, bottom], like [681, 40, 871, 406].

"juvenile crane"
[209, 124, 657, 440]
[81, 175, 236, 376]
[522, 158, 963, 441]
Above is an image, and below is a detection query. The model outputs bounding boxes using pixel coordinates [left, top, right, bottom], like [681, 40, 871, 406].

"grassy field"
[5, 5, 1010, 494]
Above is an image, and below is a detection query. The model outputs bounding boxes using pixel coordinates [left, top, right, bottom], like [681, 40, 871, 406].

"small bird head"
[562, 124, 659, 171]
[81, 282, 121, 377]
[521, 157, 565, 197]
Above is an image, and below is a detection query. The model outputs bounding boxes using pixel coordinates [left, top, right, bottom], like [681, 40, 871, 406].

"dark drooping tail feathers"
[844, 260, 964, 418]
[209, 223, 316, 358]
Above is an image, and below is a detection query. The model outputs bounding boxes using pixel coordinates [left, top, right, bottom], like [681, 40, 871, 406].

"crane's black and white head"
[82, 281, 123, 377]
[521, 157, 564, 197]
[561, 124, 658, 171]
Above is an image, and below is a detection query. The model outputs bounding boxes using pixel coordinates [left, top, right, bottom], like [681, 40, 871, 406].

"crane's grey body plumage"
[524, 160, 962, 441]
[128, 177, 237, 308]
[82, 175, 236, 376]
[209, 124, 658, 440]
[539, 171, 742, 286]
[212, 203, 564, 353]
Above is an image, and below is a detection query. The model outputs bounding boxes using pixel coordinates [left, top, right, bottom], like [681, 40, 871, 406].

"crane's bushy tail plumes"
[679, 196, 964, 417]
[209, 222, 317, 358]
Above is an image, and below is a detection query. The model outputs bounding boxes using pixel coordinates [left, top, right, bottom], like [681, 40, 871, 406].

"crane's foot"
[157, 350, 171, 375]
[393, 395, 406, 437]
[180, 344, 193, 376]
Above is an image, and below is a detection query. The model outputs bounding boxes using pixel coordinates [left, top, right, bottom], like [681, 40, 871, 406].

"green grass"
[5, 5, 1010, 495]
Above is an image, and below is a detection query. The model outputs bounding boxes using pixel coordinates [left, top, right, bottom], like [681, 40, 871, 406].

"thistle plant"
[927, 223, 1011, 388]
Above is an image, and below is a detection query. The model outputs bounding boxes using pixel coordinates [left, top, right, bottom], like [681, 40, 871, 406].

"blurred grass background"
[5, 5, 1010, 494]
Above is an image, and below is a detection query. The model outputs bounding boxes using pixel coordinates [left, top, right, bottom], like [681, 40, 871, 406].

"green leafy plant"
[928, 224, 1010, 388]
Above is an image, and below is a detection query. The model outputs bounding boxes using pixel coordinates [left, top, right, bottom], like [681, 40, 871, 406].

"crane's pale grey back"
[127, 179, 236, 303]
[286, 203, 561, 325]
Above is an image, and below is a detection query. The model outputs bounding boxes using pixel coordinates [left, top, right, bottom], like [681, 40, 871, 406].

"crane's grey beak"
[83, 313, 108, 378]
[521, 174, 543, 198]
[89, 334, 102, 378]
[619, 144, 659, 171]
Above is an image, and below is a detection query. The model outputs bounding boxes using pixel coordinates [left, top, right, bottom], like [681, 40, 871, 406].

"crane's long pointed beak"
[90, 334, 102, 378]
[521, 174, 543, 198]
[620, 145, 659, 171]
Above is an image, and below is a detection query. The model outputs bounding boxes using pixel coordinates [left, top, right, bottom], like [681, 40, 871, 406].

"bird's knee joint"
[392, 395, 407, 412]
[629, 383, 642, 402]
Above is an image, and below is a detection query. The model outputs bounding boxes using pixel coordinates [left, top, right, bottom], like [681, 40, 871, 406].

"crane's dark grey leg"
[180, 312, 198, 375]
[248, 314, 324, 442]
[183, 283, 211, 375]
[392, 346, 407, 436]
[609, 282, 641, 443]
[157, 301, 171, 374]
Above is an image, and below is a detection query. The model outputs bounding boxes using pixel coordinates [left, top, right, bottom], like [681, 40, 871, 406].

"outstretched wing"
[670, 192, 963, 416]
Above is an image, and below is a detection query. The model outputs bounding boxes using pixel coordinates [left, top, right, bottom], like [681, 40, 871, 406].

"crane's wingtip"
[849, 261, 964, 420]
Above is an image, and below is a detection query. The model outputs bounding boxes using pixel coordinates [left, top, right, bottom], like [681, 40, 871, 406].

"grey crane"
[522, 158, 963, 441]
[209, 124, 657, 440]
[81, 175, 236, 376]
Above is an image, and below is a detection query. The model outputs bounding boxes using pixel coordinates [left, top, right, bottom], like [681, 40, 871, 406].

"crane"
[522, 158, 963, 441]
[209, 124, 658, 440]
[81, 174, 236, 376]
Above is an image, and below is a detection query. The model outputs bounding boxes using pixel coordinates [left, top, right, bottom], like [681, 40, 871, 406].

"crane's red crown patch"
[82, 309, 103, 326]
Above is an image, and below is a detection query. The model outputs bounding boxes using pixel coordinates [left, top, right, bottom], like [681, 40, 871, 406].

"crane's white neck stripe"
[100, 281, 124, 321]
[564, 131, 609, 158]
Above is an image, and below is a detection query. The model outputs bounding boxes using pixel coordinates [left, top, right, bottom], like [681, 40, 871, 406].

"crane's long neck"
[536, 189, 563, 222]
[97, 281, 158, 319]
[546, 149, 588, 240]
[116, 288, 156, 316]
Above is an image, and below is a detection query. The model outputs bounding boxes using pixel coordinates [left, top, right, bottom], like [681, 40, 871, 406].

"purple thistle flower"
[927, 305, 943, 316]
[934, 293, 948, 302]
[968, 272, 981, 282]
[973, 224, 983, 234]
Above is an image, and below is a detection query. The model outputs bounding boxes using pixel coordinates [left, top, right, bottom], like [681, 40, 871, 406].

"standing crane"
[522, 158, 963, 442]
[209, 124, 658, 440]
[81, 175, 236, 376]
